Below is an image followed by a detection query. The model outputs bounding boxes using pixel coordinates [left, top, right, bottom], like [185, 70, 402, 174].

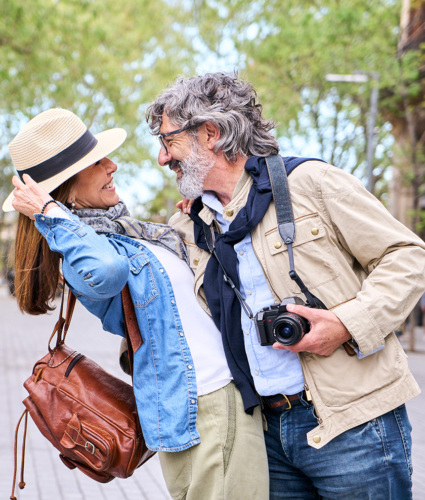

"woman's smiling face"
[68, 157, 119, 210]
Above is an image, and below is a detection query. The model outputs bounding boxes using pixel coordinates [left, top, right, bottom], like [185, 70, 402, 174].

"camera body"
[255, 296, 311, 346]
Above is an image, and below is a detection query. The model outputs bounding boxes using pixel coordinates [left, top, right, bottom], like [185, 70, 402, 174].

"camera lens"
[272, 313, 309, 346]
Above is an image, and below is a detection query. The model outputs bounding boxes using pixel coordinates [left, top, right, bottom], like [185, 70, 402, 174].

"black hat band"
[17, 129, 98, 183]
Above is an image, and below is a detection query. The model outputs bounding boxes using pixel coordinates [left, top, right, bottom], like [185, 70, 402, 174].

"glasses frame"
[158, 123, 199, 155]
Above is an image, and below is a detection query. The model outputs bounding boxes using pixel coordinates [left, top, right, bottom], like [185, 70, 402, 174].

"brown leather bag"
[10, 285, 155, 499]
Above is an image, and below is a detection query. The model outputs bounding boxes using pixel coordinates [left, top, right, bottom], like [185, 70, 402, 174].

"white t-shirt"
[141, 240, 233, 396]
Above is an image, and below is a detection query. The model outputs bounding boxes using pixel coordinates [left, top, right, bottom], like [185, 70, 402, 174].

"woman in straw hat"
[4, 108, 268, 500]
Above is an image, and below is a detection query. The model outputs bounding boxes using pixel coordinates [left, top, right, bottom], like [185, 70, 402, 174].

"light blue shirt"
[202, 193, 305, 396]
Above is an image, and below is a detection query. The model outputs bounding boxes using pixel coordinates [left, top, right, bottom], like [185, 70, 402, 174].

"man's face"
[158, 115, 215, 199]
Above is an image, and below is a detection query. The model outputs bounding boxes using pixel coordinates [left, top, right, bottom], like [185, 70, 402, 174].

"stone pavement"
[0, 284, 424, 499]
[400, 331, 425, 500]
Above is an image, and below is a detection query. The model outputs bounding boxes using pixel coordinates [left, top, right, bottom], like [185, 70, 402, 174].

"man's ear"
[203, 121, 220, 150]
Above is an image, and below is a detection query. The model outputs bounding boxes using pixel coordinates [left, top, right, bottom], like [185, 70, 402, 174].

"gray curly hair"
[146, 72, 279, 162]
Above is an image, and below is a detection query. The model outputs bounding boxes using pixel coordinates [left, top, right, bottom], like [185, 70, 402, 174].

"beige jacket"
[169, 160, 424, 449]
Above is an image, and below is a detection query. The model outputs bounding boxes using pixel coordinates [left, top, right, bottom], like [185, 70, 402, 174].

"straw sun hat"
[2, 108, 127, 211]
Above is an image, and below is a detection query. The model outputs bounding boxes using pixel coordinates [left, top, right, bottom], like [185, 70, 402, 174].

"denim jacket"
[35, 211, 200, 452]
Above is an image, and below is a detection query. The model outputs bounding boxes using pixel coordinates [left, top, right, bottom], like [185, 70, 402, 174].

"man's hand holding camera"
[272, 304, 352, 356]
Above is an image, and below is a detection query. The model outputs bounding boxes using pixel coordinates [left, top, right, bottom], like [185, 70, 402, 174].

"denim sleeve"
[34, 211, 129, 300]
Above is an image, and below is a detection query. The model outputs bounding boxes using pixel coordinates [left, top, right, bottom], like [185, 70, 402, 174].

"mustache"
[169, 159, 181, 170]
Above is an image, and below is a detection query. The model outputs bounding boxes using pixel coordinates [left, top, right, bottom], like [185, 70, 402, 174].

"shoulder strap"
[48, 283, 142, 376]
[62, 291, 76, 342]
[265, 155, 327, 310]
[48, 285, 76, 353]
[121, 284, 143, 377]
[265, 155, 296, 245]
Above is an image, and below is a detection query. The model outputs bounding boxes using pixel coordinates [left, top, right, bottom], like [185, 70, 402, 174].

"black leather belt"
[262, 391, 306, 411]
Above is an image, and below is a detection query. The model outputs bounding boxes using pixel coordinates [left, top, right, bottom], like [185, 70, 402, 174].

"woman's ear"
[67, 187, 76, 206]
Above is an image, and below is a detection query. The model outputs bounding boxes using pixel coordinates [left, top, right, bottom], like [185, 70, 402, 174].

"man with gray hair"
[147, 72, 425, 499]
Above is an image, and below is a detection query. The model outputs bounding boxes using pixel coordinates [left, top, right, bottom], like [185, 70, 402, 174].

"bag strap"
[10, 409, 29, 500]
[47, 282, 141, 374]
[121, 283, 143, 377]
[62, 291, 76, 342]
[47, 286, 76, 354]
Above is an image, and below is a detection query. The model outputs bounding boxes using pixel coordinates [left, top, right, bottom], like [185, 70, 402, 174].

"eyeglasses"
[158, 123, 199, 155]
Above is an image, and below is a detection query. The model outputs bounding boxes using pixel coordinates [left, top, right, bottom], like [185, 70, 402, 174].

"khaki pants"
[158, 382, 269, 500]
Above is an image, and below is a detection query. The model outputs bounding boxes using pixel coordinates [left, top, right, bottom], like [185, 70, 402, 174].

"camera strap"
[265, 156, 327, 310]
[202, 220, 255, 320]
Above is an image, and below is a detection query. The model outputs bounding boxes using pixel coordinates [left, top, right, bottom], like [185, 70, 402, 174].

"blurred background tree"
[193, 0, 425, 234]
[1, 0, 425, 240]
[0, 0, 198, 222]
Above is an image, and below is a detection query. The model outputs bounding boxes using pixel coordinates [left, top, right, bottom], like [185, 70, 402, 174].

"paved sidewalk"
[400, 330, 425, 499]
[0, 285, 424, 499]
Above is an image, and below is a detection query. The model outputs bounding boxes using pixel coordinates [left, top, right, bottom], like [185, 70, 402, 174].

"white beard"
[177, 145, 215, 199]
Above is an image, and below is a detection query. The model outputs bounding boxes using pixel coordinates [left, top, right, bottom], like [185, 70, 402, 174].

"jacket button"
[311, 227, 319, 235]
[274, 241, 282, 249]
[193, 258, 200, 265]
[226, 209, 234, 217]
[313, 435, 321, 443]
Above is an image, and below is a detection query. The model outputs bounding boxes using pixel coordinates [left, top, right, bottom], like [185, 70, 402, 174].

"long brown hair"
[14, 178, 75, 315]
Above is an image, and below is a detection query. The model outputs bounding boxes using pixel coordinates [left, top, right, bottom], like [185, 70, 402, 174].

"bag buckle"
[84, 441, 96, 454]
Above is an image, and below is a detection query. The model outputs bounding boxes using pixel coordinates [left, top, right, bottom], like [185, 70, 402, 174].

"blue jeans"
[263, 395, 413, 499]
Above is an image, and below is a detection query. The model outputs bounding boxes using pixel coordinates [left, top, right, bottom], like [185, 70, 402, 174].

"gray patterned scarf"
[74, 201, 189, 265]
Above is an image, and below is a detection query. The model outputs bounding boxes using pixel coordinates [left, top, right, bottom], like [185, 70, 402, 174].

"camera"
[255, 297, 311, 346]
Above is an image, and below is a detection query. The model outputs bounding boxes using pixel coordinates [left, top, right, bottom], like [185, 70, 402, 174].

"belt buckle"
[282, 393, 292, 411]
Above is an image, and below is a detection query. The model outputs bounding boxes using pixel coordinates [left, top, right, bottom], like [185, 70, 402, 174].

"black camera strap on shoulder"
[265, 156, 327, 310]
[202, 154, 326, 319]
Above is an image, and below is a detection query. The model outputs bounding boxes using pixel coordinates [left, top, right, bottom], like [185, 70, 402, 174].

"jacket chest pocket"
[128, 253, 158, 307]
[264, 214, 339, 294]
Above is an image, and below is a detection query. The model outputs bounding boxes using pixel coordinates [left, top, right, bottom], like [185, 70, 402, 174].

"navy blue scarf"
[189, 155, 319, 413]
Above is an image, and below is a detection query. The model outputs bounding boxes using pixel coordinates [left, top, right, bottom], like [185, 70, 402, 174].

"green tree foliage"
[1, 0, 423, 227]
[0, 0, 196, 216]
[193, 0, 404, 197]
